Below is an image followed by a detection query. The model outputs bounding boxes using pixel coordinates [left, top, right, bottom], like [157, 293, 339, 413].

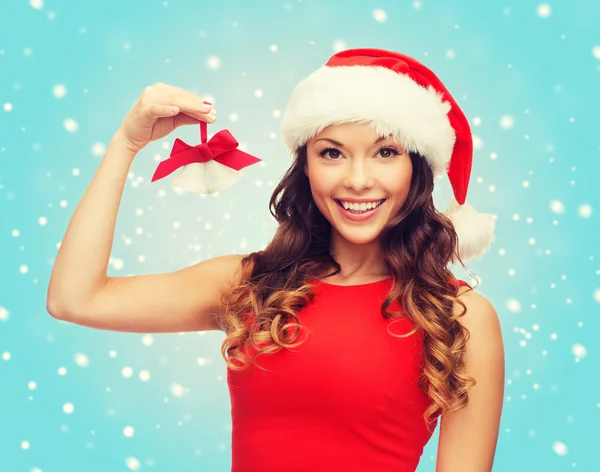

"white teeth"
[340, 200, 383, 211]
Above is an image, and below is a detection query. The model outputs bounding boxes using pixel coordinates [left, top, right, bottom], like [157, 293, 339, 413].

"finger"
[145, 104, 181, 120]
[173, 112, 215, 128]
[161, 84, 214, 119]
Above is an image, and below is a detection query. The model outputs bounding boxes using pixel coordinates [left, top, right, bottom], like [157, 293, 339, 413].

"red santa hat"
[279, 47, 495, 262]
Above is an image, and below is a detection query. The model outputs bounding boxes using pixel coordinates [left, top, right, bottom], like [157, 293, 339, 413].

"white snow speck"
[30, 0, 44, 8]
[549, 200, 565, 214]
[593, 46, 600, 60]
[122, 366, 133, 378]
[75, 353, 89, 367]
[254, 89, 263, 98]
[21, 440, 30, 449]
[170, 382, 187, 397]
[63, 402, 74, 414]
[445, 49, 456, 59]
[2, 352, 11, 361]
[537, 4, 551, 18]
[58, 367, 67, 375]
[506, 298, 522, 313]
[206, 56, 221, 70]
[53, 84, 67, 98]
[553, 441, 568, 456]
[0, 306, 9, 321]
[125, 456, 141, 471]
[139, 370, 150, 382]
[142, 335, 154, 346]
[269, 44, 278, 52]
[333, 40, 347, 52]
[500, 115, 514, 129]
[91, 142, 106, 156]
[20, 265, 28, 274]
[572, 344, 587, 359]
[372, 8, 388, 23]
[38, 216, 47, 226]
[28, 381, 37, 390]
[578, 204, 592, 218]
[4, 103, 13, 112]
[63, 118, 78, 133]
[123, 426, 135, 438]
[111, 258, 124, 270]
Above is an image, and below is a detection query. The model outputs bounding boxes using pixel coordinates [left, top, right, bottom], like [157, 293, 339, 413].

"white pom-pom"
[443, 199, 495, 262]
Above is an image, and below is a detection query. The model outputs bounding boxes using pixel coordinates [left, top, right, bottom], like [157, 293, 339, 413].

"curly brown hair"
[216, 143, 478, 433]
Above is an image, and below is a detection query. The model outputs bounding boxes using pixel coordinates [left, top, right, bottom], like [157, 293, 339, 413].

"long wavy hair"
[217, 141, 478, 432]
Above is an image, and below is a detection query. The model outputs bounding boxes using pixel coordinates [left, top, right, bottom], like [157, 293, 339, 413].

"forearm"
[46, 135, 138, 316]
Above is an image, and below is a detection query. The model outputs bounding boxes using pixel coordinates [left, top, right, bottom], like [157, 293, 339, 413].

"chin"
[333, 228, 383, 246]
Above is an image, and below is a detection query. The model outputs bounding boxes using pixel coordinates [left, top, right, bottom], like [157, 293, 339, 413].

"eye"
[377, 147, 401, 159]
[318, 147, 343, 160]
[317, 146, 401, 160]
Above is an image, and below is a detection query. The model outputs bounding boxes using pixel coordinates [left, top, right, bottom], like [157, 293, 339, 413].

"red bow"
[151, 119, 261, 183]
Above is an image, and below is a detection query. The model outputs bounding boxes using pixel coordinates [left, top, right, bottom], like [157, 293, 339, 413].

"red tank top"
[227, 277, 471, 471]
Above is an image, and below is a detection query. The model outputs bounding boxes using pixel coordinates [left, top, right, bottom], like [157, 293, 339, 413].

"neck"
[327, 231, 390, 279]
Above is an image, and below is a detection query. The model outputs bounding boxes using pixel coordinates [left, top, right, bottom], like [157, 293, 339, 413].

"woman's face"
[305, 122, 413, 246]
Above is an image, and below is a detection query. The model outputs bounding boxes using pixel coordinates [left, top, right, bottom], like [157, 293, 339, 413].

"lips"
[334, 199, 386, 211]
[333, 198, 387, 222]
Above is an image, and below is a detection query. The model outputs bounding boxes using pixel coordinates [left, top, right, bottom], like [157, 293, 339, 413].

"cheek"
[384, 161, 413, 197]
[385, 175, 411, 197]
[307, 167, 335, 196]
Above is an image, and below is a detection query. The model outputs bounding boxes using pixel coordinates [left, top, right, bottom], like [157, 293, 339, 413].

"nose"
[342, 159, 375, 192]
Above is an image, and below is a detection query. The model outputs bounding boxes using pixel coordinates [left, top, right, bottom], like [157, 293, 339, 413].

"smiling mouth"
[334, 199, 387, 214]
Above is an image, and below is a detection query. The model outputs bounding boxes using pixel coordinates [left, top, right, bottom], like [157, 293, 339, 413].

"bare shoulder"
[453, 285, 500, 330]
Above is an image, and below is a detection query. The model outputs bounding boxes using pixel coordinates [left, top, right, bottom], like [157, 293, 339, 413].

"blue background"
[1, 0, 599, 471]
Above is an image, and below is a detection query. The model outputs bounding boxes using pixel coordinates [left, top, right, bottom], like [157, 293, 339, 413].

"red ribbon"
[151, 109, 261, 183]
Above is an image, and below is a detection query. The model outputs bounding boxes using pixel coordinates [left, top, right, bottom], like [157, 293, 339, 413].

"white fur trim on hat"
[280, 65, 456, 177]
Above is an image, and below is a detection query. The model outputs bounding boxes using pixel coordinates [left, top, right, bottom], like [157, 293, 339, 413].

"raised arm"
[46, 83, 245, 333]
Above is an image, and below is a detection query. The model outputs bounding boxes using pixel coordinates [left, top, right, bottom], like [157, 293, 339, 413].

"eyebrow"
[314, 136, 389, 148]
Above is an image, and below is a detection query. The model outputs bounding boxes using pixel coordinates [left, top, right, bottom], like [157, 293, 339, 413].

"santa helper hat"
[279, 47, 495, 262]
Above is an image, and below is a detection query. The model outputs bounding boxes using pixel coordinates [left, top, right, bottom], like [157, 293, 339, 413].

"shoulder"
[453, 284, 499, 332]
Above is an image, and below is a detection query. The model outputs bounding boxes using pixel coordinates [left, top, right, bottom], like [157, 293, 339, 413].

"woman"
[47, 48, 505, 472]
